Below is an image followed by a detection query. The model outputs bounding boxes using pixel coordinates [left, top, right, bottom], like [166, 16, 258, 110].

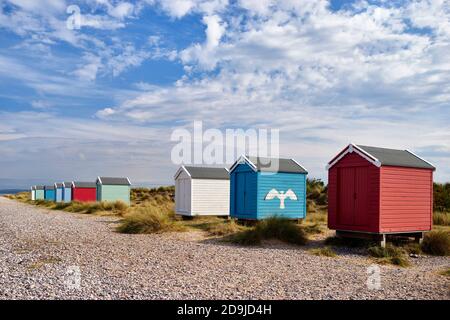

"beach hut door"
[338, 167, 369, 226]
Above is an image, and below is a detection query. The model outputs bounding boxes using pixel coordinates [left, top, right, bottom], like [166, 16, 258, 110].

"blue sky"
[0, 0, 449, 188]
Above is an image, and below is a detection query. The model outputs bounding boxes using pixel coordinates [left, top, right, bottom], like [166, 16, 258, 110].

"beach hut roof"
[327, 144, 435, 170]
[72, 181, 96, 188]
[175, 166, 229, 180]
[96, 177, 131, 185]
[35, 185, 45, 190]
[62, 182, 72, 187]
[230, 155, 308, 174]
[44, 185, 55, 190]
[54, 183, 63, 188]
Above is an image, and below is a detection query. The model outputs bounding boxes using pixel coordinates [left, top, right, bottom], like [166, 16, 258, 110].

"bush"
[367, 245, 410, 267]
[421, 231, 450, 256]
[116, 204, 180, 234]
[231, 217, 307, 246]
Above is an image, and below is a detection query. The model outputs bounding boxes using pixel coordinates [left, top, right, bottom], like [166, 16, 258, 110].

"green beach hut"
[35, 186, 45, 200]
[96, 177, 131, 205]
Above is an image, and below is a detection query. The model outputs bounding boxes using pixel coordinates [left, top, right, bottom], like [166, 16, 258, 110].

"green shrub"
[231, 217, 307, 246]
[421, 231, 450, 256]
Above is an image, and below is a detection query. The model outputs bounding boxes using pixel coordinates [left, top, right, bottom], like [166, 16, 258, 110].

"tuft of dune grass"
[421, 231, 450, 256]
[116, 203, 182, 234]
[367, 245, 410, 267]
[433, 212, 450, 226]
[231, 217, 307, 246]
[184, 217, 246, 236]
[309, 247, 337, 257]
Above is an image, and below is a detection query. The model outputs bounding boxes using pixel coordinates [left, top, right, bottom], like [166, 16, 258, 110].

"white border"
[405, 150, 436, 169]
[326, 143, 382, 170]
[229, 155, 257, 173]
[291, 158, 308, 173]
[174, 165, 192, 180]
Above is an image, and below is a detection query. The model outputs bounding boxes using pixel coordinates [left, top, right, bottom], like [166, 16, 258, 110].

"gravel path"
[0, 196, 448, 300]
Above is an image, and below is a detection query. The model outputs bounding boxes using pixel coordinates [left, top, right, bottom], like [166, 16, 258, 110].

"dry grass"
[367, 245, 410, 267]
[183, 217, 246, 236]
[116, 205, 183, 234]
[116, 195, 181, 234]
[309, 247, 337, 257]
[8, 191, 130, 215]
[231, 217, 308, 246]
[438, 268, 450, 277]
[433, 212, 450, 226]
[6, 191, 30, 202]
[302, 207, 327, 235]
[27, 257, 62, 270]
[421, 231, 450, 256]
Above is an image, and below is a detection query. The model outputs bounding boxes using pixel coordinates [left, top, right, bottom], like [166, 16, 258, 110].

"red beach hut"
[72, 181, 97, 202]
[327, 144, 435, 246]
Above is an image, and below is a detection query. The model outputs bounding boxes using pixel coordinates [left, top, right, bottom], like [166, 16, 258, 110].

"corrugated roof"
[357, 145, 435, 170]
[35, 185, 44, 190]
[247, 156, 308, 174]
[97, 177, 131, 185]
[44, 185, 55, 190]
[55, 183, 63, 188]
[72, 181, 96, 188]
[63, 182, 72, 187]
[183, 166, 229, 180]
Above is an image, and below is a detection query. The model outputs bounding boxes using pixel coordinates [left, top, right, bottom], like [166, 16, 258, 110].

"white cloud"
[158, 0, 196, 18]
[155, 0, 229, 18]
[1, 0, 450, 183]
[180, 14, 226, 69]
[97, 0, 450, 182]
[108, 2, 135, 20]
[31, 100, 52, 109]
[7, 0, 67, 13]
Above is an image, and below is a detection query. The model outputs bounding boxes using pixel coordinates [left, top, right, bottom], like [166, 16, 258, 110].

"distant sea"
[0, 189, 26, 195]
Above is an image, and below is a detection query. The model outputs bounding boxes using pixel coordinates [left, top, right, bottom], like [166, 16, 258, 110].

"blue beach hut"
[229, 156, 308, 220]
[44, 185, 56, 201]
[62, 182, 72, 202]
[55, 183, 63, 202]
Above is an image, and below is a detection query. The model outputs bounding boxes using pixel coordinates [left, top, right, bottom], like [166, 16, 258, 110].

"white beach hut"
[174, 166, 230, 217]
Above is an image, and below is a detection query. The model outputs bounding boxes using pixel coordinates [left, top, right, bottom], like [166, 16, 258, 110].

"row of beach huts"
[30, 144, 436, 245]
[174, 144, 436, 246]
[31, 177, 131, 205]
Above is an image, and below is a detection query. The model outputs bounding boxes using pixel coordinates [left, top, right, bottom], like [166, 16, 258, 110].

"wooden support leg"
[380, 234, 386, 248]
[414, 232, 424, 245]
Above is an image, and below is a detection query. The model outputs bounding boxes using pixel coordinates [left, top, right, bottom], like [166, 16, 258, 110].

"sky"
[0, 0, 449, 188]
